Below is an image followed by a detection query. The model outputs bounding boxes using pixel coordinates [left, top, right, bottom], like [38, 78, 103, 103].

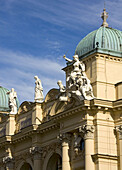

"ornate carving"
[42, 142, 61, 159]
[57, 80, 68, 102]
[14, 150, 31, 163]
[3, 156, 14, 164]
[79, 125, 94, 139]
[30, 146, 42, 160]
[3, 156, 14, 169]
[17, 101, 33, 114]
[57, 133, 71, 142]
[58, 55, 94, 102]
[115, 125, 122, 140]
[57, 80, 66, 93]
[73, 132, 84, 156]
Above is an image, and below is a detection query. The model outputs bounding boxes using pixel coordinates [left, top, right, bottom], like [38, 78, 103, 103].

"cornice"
[0, 99, 121, 146]
[37, 123, 60, 134]
[62, 53, 122, 72]
[0, 136, 12, 147]
[92, 153, 118, 163]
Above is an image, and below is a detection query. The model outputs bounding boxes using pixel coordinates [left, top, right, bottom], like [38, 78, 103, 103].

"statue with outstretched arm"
[63, 55, 73, 63]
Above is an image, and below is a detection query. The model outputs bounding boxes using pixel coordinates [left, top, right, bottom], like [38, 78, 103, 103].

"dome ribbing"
[75, 27, 122, 58]
[0, 86, 19, 112]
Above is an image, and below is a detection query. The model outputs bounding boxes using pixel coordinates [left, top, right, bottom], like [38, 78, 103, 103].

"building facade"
[0, 8, 122, 170]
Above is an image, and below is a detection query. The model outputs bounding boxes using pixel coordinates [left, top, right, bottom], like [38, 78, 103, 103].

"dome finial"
[101, 4, 108, 27]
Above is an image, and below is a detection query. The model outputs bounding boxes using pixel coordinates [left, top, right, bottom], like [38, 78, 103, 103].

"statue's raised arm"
[63, 55, 72, 63]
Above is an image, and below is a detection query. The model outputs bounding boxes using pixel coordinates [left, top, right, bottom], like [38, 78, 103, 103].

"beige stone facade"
[0, 51, 121, 170]
[0, 8, 122, 170]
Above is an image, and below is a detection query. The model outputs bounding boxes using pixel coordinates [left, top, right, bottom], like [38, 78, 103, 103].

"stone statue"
[77, 77, 94, 100]
[63, 54, 94, 101]
[63, 55, 86, 89]
[7, 88, 17, 114]
[73, 133, 82, 155]
[34, 76, 44, 103]
[57, 80, 66, 93]
[63, 54, 85, 75]
[57, 80, 68, 101]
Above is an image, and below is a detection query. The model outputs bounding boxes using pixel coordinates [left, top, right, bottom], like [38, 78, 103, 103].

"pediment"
[44, 88, 59, 103]
[50, 95, 81, 116]
[17, 101, 33, 115]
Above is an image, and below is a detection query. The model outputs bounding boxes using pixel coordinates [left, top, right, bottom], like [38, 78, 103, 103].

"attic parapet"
[32, 102, 43, 125]
[6, 114, 16, 136]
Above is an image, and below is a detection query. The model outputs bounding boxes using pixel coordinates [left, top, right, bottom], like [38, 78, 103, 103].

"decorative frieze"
[79, 125, 94, 140]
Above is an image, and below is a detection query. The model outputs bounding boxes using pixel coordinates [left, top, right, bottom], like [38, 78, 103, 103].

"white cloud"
[0, 48, 65, 104]
[0, 0, 121, 105]
[24, 0, 122, 30]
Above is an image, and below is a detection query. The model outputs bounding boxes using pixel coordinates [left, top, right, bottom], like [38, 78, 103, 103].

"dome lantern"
[101, 7, 108, 27]
[75, 7, 122, 59]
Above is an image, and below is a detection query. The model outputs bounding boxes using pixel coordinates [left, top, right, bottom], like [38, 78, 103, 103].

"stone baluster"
[115, 125, 122, 170]
[30, 146, 42, 170]
[58, 133, 71, 170]
[79, 125, 95, 170]
[3, 156, 14, 170]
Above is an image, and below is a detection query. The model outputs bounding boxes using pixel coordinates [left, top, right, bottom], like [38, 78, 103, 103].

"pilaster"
[115, 125, 122, 170]
[30, 146, 42, 170]
[79, 125, 95, 170]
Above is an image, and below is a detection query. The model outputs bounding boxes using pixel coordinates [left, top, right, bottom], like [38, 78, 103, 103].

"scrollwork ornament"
[3, 156, 14, 169]
[3, 156, 14, 164]
[79, 125, 94, 140]
[30, 146, 42, 160]
[57, 133, 71, 143]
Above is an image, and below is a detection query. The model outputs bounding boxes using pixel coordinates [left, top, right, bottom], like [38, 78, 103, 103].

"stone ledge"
[92, 153, 118, 162]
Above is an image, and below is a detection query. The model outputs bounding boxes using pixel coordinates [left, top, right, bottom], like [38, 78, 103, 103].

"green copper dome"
[75, 27, 122, 58]
[0, 86, 19, 112]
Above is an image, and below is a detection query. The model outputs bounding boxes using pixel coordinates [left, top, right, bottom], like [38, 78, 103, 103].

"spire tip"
[101, 6, 108, 27]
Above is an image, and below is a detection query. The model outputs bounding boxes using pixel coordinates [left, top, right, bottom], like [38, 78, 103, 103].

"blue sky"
[0, 0, 121, 104]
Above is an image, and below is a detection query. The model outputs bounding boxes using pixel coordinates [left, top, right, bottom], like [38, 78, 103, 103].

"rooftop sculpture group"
[57, 55, 94, 101]
[6, 55, 94, 115]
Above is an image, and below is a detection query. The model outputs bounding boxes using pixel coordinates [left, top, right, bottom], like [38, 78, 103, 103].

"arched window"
[46, 153, 62, 170]
[20, 162, 32, 170]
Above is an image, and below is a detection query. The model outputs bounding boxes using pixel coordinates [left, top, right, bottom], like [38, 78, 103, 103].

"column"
[58, 133, 71, 170]
[116, 125, 122, 170]
[79, 125, 94, 170]
[3, 156, 14, 170]
[30, 146, 42, 170]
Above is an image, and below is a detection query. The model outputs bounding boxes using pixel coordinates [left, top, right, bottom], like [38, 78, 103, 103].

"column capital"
[3, 156, 14, 169]
[57, 133, 71, 142]
[3, 156, 14, 164]
[115, 125, 122, 140]
[79, 125, 94, 140]
[29, 146, 42, 160]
